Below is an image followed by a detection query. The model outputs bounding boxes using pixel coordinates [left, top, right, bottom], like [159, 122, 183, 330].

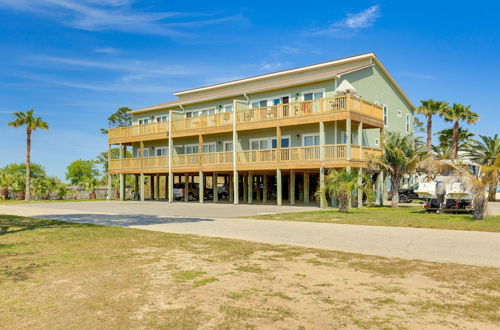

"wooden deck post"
[134, 175, 139, 200]
[319, 121, 325, 161]
[303, 172, 310, 205]
[242, 174, 247, 203]
[277, 169, 282, 206]
[247, 172, 253, 204]
[119, 174, 125, 201]
[107, 144, 112, 200]
[212, 172, 218, 203]
[154, 174, 159, 200]
[320, 167, 326, 208]
[290, 170, 295, 205]
[263, 175, 268, 204]
[168, 116, 173, 203]
[358, 168, 363, 208]
[184, 173, 189, 202]
[378, 171, 384, 206]
[230, 173, 235, 204]
[346, 118, 352, 161]
[358, 121, 363, 160]
[199, 171, 204, 204]
[256, 176, 261, 201]
[150, 175, 154, 200]
[140, 173, 145, 202]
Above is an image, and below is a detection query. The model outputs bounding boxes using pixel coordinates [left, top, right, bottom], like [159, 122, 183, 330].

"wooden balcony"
[109, 145, 383, 174]
[108, 121, 168, 144]
[108, 94, 384, 144]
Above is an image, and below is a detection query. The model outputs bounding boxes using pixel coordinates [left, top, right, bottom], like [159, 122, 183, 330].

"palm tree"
[440, 104, 479, 159]
[416, 99, 448, 153]
[314, 169, 373, 212]
[370, 133, 427, 207]
[435, 127, 476, 156]
[8, 110, 49, 200]
[467, 134, 500, 201]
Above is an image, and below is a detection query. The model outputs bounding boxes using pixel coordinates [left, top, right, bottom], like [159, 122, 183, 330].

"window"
[375, 139, 380, 146]
[184, 144, 199, 154]
[155, 147, 167, 156]
[137, 149, 150, 157]
[303, 134, 320, 146]
[250, 138, 270, 150]
[406, 114, 410, 133]
[224, 105, 233, 112]
[138, 118, 149, 125]
[383, 105, 388, 127]
[397, 110, 402, 118]
[271, 136, 290, 148]
[203, 143, 216, 153]
[224, 141, 233, 151]
[302, 89, 325, 101]
[156, 114, 169, 122]
[251, 100, 268, 109]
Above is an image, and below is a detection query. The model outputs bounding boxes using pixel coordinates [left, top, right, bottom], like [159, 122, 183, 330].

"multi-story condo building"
[107, 53, 414, 206]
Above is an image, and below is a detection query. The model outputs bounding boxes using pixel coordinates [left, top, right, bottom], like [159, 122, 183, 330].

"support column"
[168, 116, 173, 203]
[107, 144, 112, 200]
[256, 176, 261, 201]
[247, 172, 253, 204]
[263, 175, 268, 204]
[357, 168, 363, 208]
[230, 174, 235, 204]
[199, 171, 204, 204]
[358, 122, 363, 160]
[242, 174, 247, 203]
[140, 173, 145, 202]
[303, 172, 310, 205]
[320, 167, 326, 208]
[277, 169, 282, 206]
[319, 121, 325, 160]
[154, 174, 160, 201]
[119, 174, 125, 201]
[164, 175, 168, 200]
[212, 172, 218, 203]
[290, 170, 295, 205]
[134, 175, 139, 200]
[346, 118, 352, 161]
[150, 175, 154, 200]
[184, 173, 189, 202]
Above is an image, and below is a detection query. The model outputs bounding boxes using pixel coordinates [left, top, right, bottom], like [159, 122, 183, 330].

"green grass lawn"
[1, 214, 499, 329]
[250, 206, 500, 232]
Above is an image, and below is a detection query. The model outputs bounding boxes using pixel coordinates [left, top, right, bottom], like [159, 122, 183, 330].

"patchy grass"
[0, 214, 499, 329]
[249, 206, 500, 232]
[0, 199, 107, 204]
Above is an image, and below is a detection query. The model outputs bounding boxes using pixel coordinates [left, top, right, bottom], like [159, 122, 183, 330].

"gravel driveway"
[1, 201, 499, 267]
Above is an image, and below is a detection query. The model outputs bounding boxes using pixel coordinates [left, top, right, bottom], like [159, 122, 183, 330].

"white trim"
[175, 53, 375, 96]
[249, 135, 291, 149]
[136, 117, 150, 125]
[375, 139, 380, 146]
[302, 133, 320, 146]
[223, 140, 233, 151]
[155, 147, 168, 156]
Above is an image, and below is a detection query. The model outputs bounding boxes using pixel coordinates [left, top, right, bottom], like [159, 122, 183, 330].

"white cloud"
[307, 5, 381, 37]
[27, 55, 195, 81]
[258, 62, 288, 72]
[95, 47, 121, 54]
[0, 0, 241, 36]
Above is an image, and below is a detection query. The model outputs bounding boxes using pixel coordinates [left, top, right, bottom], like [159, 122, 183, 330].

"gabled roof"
[131, 52, 414, 114]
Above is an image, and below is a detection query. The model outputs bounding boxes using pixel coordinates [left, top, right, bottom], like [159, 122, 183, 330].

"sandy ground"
[1, 201, 499, 267]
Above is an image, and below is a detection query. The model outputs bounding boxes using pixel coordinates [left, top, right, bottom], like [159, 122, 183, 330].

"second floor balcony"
[108, 94, 384, 144]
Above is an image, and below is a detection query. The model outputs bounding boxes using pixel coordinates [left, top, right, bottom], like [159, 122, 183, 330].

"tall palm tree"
[8, 110, 49, 201]
[416, 99, 448, 153]
[467, 134, 500, 201]
[440, 104, 479, 159]
[370, 133, 427, 207]
[435, 127, 476, 155]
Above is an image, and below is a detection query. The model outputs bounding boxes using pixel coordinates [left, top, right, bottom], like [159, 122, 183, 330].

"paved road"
[1, 201, 499, 267]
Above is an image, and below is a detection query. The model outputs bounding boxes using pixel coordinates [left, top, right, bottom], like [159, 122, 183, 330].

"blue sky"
[0, 0, 499, 180]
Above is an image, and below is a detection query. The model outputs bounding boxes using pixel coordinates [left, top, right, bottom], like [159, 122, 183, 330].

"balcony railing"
[109, 145, 382, 171]
[107, 94, 384, 142]
[108, 121, 168, 142]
